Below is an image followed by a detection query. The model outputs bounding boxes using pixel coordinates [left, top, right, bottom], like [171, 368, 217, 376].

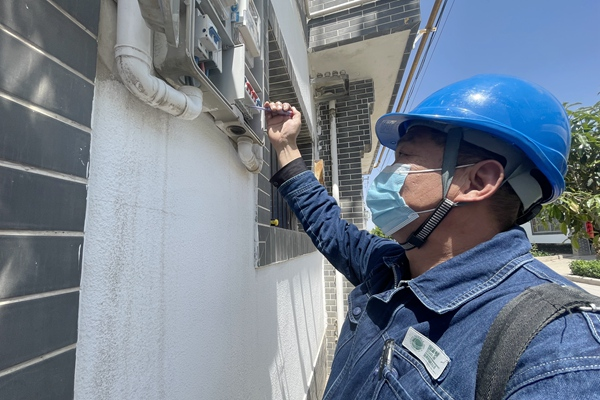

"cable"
[375, 0, 454, 169]
[406, 0, 456, 111]
[403, 0, 454, 111]
[403, 3, 446, 110]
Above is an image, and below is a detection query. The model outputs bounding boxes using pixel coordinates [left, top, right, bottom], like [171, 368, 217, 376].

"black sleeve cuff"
[270, 157, 308, 188]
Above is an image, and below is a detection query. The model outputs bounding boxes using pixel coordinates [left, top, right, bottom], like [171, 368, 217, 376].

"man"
[265, 75, 600, 399]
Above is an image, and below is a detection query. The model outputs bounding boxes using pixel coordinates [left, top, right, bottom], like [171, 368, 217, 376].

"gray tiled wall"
[258, 12, 318, 268]
[308, 0, 420, 50]
[318, 79, 375, 368]
[307, 0, 353, 16]
[307, 0, 421, 124]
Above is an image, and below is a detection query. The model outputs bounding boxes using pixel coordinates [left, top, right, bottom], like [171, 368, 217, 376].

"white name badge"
[402, 327, 450, 380]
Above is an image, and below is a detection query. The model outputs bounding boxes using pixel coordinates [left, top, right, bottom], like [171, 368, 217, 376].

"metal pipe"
[330, 100, 340, 203]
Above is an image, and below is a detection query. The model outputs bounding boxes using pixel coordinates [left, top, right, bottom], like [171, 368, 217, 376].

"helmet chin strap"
[400, 128, 463, 251]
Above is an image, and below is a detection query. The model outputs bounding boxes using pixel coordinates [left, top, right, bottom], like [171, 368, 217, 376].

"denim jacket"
[276, 168, 600, 399]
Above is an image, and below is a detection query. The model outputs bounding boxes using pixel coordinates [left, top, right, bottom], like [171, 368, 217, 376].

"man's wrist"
[275, 146, 302, 168]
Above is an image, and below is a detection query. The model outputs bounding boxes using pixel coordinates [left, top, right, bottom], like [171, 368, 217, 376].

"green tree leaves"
[539, 100, 600, 247]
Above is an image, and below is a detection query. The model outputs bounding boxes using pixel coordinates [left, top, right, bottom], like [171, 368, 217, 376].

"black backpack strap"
[476, 283, 600, 400]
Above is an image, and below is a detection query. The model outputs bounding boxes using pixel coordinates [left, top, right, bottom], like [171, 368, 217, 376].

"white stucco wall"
[74, 2, 325, 399]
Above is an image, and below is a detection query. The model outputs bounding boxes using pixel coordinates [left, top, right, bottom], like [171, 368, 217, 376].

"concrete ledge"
[567, 274, 600, 287]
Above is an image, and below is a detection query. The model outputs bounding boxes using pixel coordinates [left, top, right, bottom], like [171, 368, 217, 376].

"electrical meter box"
[233, 0, 261, 58]
[148, 0, 265, 143]
[194, 11, 222, 72]
[138, 0, 180, 47]
[211, 44, 262, 119]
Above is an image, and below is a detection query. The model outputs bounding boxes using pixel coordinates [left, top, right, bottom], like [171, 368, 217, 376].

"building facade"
[0, 0, 419, 398]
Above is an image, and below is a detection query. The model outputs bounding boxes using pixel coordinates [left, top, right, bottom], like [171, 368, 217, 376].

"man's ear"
[453, 160, 504, 202]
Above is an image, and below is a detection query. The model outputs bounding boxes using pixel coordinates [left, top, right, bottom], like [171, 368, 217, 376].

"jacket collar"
[405, 227, 533, 314]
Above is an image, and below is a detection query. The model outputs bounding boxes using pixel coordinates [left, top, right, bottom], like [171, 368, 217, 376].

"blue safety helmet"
[376, 74, 571, 221]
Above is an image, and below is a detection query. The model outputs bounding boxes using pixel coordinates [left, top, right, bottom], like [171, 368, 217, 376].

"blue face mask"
[366, 163, 442, 236]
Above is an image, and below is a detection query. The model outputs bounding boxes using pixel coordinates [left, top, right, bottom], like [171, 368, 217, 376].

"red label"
[586, 221, 594, 238]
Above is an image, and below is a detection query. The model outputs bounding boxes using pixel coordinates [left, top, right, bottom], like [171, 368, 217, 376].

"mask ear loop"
[400, 128, 463, 251]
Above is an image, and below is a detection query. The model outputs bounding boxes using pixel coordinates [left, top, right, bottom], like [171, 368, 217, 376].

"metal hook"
[578, 303, 599, 312]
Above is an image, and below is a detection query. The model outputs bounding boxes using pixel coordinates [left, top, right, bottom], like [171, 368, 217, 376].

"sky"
[365, 0, 600, 229]
[400, 0, 600, 111]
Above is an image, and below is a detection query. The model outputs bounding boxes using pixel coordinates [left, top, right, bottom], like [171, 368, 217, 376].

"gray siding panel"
[0, 167, 87, 231]
[0, 1, 98, 81]
[51, 0, 101, 36]
[0, 30, 94, 127]
[0, 0, 99, 394]
[0, 236, 83, 300]
[0, 292, 79, 371]
[0, 97, 90, 177]
[0, 348, 76, 400]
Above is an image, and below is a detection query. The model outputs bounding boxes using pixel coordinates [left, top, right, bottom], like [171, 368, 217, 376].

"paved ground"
[537, 255, 600, 297]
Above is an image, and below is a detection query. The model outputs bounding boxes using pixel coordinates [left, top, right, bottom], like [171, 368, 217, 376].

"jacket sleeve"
[278, 170, 404, 286]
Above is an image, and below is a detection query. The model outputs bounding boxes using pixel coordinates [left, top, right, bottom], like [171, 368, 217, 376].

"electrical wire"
[404, 0, 455, 112]
[375, 0, 455, 169]
[404, 1, 449, 111]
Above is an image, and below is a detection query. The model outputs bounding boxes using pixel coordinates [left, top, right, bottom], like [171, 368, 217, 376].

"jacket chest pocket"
[372, 370, 415, 400]
[351, 361, 416, 400]
[356, 339, 454, 400]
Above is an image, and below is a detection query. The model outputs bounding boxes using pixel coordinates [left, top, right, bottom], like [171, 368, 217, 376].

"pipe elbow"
[115, 0, 202, 120]
[115, 52, 203, 120]
[237, 137, 264, 174]
[178, 85, 203, 120]
[114, 51, 155, 101]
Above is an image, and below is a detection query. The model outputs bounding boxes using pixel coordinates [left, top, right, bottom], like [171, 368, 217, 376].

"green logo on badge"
[411, 336, 424, 351]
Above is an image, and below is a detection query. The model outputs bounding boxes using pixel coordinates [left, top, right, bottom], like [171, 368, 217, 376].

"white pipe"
[330, 100, 340, 203]
[115, 0, 203, 120]
[236, 137, 264, 174]
[329, 100, 344, 336]
[308, 0, 374, 19]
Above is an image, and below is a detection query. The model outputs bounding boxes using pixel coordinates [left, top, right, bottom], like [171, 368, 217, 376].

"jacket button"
[352, 307, 362, 316]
